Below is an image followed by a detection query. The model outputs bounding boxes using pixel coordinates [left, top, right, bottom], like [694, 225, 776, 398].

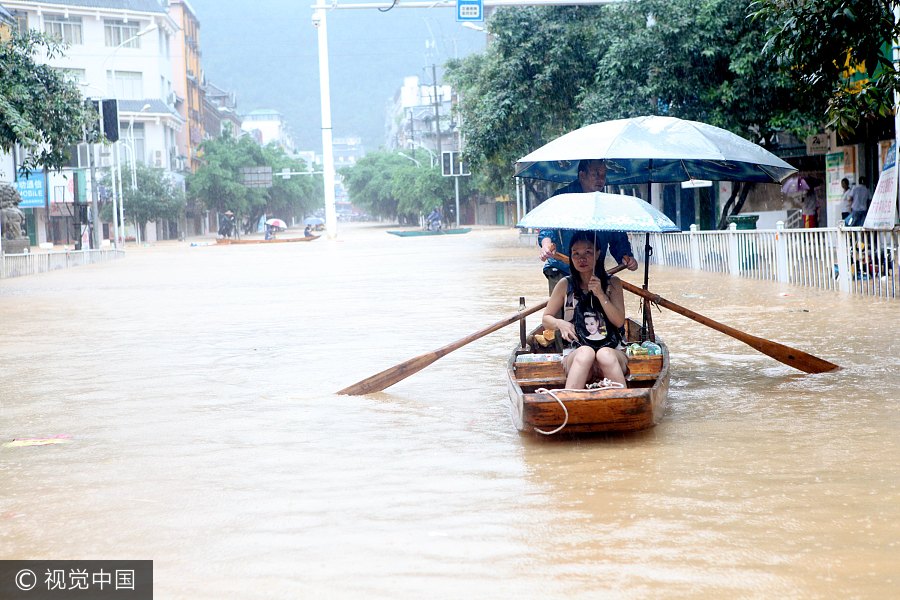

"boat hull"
[386, 228, 471, 237]
[215, 236, 319, 245]
[506, 319, 670, 435]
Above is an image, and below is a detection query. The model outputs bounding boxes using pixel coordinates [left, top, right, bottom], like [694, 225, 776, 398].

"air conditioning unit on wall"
[167, 91, 177, 105]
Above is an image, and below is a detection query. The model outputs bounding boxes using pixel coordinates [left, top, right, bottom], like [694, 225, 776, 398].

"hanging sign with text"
[863, 141, 898, 230]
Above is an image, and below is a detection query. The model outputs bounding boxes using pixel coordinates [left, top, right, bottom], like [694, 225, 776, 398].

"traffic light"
[101, 99, 119, 142]
[85, 99, 120, 142]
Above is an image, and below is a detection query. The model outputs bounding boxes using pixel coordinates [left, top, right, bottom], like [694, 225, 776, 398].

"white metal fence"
[1, 248, 124, 279]
[631, 224, 898, 300]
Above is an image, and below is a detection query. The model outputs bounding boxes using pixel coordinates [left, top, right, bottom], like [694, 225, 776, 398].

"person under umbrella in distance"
[541, 230, 628, 389]
[538, 159, 639, 294]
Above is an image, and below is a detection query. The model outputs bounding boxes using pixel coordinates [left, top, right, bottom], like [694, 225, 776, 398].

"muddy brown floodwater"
[1, 224, 898, 599]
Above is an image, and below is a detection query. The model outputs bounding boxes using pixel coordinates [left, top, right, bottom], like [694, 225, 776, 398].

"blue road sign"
[457, 0, 483, 22]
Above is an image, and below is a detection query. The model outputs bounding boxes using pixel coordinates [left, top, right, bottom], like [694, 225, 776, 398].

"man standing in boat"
[537, 159, 639, 294]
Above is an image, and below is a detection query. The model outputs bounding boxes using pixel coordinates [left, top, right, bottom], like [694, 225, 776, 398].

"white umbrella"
[515, 116, 797, 185]
[517, 192, 679, 233]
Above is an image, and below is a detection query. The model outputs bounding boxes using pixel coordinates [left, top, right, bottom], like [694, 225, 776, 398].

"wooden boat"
[507, 318, 670, 435]
[215, 235, 319, 245]
[386, 228, 471, 237]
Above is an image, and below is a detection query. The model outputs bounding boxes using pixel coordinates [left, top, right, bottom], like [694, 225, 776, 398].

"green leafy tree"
[340, 150, 455, 224]
[446, 6, 601, 197]
[447, 1, 820, 196]
[583, 0, 812, 142]
[0, 30, 94, 173]
[260, 144, 323, 223]
[749, 0, 898, 136]
[187, 129, 266, 229]
[102, 163, 185, 237]
[188, 130, 323, 233]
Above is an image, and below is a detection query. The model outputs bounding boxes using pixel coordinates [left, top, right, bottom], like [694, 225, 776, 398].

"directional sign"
[457, 0, 483, 22]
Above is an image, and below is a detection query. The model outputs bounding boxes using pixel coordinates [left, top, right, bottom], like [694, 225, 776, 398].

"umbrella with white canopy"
[514, 115, 797, 185]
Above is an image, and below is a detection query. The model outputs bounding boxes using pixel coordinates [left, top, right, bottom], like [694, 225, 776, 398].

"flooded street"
[1, 224, 898, 598]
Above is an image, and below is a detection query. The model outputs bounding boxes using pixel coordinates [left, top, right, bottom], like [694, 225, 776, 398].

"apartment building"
[3, 0, 183, 243]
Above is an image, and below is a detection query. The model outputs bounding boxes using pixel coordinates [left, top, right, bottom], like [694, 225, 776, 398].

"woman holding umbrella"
[541, 230, 628, 389]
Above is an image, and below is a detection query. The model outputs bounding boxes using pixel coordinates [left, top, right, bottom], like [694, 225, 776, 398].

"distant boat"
[215, 235, 320, 245]
[386, 228, 471, 237]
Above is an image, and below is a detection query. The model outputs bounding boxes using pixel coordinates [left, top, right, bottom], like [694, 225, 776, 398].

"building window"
[106, 70, 143, 99]
[128, 123, 146, 166]
[55, 68, 86, 85]
[44, 14, 83, 45]
[104, 20, 140, 48]
[10, 10, 28, 33]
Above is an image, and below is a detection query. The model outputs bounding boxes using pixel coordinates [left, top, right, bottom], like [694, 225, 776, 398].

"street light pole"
[313, 0, 338, 240]
[397, 151, 421, 168]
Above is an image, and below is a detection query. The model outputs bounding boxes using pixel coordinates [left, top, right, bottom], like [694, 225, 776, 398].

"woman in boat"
[541, 230, 628, 389]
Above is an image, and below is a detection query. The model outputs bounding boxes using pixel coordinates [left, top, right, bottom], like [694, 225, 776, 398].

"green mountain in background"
[189, 0, 485, 154]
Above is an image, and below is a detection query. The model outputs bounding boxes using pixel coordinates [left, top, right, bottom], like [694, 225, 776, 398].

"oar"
[554, 252, 839, 374]
[338, 263, 632, 395]
[336, 300, 548, 395]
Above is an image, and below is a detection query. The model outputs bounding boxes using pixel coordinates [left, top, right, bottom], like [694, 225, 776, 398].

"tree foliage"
[446, 1, 822, 193]
[0, 31, 94, 173]
[126, 164, 186, 229]
[750, 0, 898, 136]
[445, 6, 601, 196]
[340, 150, 458, 223]
[187, 129, 322, 232]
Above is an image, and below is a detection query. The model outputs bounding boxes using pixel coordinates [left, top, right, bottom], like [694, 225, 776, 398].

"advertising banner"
[863, 141, 898, 230]
[13, 172, 46, 209]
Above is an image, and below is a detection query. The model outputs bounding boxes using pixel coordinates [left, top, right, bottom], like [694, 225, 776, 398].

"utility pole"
[87, 142, 101, 250]
[431, 64, 442, 160]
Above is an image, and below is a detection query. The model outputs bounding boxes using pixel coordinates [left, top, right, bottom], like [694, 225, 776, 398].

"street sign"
[240, 166, 273, 188]
[805, 132, 830, 155]
[457, 0, 483, 22]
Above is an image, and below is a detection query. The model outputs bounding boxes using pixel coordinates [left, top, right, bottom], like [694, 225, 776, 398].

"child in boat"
[541, 230, 628, 389]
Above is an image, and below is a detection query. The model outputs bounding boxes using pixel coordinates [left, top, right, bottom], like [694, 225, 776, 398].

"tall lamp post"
[118, 103, 151, 245]
[104, 22, 157, 247]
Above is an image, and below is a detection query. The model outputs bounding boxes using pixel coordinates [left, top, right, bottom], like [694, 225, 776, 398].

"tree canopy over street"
[187, 128, 322, 231]
[445, 0, 892, 195]
[0, 31, 94, 173]
[340, 150, 464, 224]
[750, 0, 898, 136]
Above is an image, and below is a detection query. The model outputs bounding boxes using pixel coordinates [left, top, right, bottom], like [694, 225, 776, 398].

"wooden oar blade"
[619, 280, 839, 374]
[337, 354, 439, 396]
[336, 300, 549, 395]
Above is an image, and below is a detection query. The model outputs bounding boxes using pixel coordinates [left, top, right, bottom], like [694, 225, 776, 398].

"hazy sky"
[188, 0, 486, 154]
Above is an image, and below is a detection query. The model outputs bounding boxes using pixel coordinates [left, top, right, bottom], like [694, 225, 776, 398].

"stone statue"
[0, 183, 29, 253]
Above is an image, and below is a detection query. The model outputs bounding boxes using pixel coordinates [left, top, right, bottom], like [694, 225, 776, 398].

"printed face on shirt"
[579, 160, 607, 192]
[583, 313, 606, 340]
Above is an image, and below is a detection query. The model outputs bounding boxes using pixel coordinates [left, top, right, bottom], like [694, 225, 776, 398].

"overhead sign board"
[457, 0, 483, 22]
[240, 166, 273, 188]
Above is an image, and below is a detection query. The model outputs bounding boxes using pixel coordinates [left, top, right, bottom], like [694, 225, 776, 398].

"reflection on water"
[1, 224, 897, 598]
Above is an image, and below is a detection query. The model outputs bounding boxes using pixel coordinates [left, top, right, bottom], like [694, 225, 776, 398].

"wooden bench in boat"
[513, 352, 663, 391]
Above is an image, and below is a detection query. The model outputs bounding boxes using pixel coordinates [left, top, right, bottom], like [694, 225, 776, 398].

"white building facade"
[3, 0, 184, 245]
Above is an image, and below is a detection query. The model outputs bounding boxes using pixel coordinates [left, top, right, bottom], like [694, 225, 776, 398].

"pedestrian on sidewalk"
[849, 177, 871, 226]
